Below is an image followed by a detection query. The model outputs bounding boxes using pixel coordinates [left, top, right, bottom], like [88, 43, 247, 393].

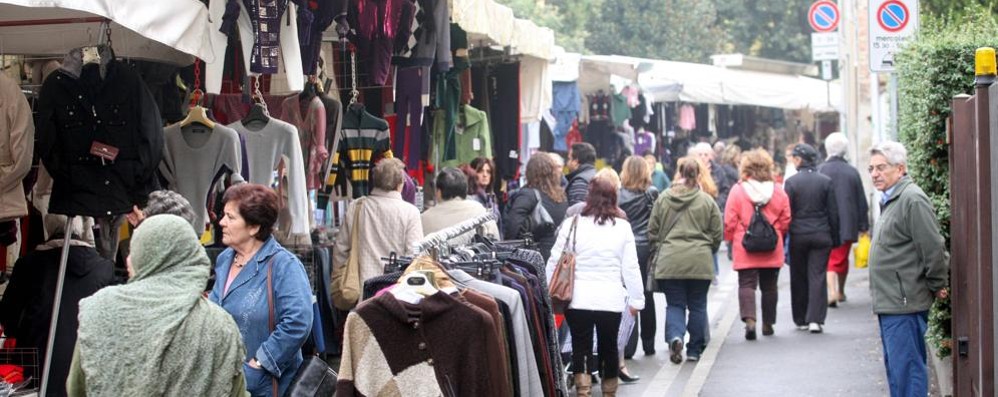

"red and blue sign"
[877, 0, 910, 32]
[808, 1, 840, 32]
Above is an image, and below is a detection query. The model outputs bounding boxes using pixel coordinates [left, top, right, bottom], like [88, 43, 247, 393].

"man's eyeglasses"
[868, 163, 895, 173]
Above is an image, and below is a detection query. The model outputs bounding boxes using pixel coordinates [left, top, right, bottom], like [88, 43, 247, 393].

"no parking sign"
[868, 0, 919, 72]
[808, 0, 840, 32]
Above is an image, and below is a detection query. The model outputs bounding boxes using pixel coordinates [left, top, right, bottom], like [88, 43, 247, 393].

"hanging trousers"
[565, 309, 621, 379]
[737, 268, 780, 325]
[393, 66, 428, 168]
[789, 232, 832, 325]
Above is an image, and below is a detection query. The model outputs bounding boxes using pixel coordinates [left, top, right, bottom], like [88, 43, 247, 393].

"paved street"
[616, 252, 888, 396]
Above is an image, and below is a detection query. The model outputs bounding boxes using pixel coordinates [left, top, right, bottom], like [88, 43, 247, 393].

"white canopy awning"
[451, 0, 556, 60]
[0, 0, 214, 65]
[578, 54, 843, 112]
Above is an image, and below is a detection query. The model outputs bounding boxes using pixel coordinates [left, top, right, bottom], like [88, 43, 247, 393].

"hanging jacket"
[207, 0, 305, 93]
[0, 73, 34, 221]
[432, 105, 492, 168]
[37, 46, 164, 217]
[618, 187, 659, 247]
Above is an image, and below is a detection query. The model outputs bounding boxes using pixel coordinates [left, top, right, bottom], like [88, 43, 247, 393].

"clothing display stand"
[39, 215, 73, 397]
[409, 212, 497, 256]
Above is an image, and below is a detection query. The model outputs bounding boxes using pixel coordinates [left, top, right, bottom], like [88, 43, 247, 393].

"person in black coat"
[504, 154, 569, 261]
[565, 142, 597, 205]
[618, 156, 660, 359]
[0, 215, 113, 397]
[818, 132, 870, 304]
[784, 144, 840, 333]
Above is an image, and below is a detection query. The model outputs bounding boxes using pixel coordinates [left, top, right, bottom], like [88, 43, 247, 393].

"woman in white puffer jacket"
[546, 177, 645, 397]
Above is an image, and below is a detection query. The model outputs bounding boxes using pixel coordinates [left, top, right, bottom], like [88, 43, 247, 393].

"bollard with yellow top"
[975, 47, 996, 86]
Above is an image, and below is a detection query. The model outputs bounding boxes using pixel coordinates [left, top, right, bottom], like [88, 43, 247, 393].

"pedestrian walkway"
[616, 254, 886, 396]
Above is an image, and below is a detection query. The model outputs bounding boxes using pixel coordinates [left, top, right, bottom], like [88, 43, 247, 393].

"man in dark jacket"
[0, 214, 113, 397]
[867, 141, 948, 397]
[565, 142, 597, 205]
[818, 132, 870, 305]
[785, 144, 840, 333]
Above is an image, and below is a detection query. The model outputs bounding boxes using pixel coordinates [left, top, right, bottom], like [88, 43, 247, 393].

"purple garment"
[221, 0, 311, 74]
[634, 131, 655, 157]
[401, 172, 417, 204]
[349, 0, 405, 85]
[394, 66, 427, 169]
[299, 0, 347, 75]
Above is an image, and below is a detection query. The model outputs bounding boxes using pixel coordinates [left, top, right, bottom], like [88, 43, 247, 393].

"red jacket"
[724, 181, 791, 270]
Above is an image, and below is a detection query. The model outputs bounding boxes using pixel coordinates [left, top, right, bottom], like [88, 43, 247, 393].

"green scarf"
[76, 215, 246, 396]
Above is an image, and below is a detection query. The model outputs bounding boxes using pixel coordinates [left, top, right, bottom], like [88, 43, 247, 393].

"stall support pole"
[39, 216, 74, 396]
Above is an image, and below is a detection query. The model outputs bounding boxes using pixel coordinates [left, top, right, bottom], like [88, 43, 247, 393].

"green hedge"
[895, 7, 998, 358]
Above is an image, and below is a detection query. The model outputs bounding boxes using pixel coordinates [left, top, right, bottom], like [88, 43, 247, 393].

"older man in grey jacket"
[867, 141, 949, 397]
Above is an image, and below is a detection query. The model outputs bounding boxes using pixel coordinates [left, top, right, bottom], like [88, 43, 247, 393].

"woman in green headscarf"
[66, 215, 249, 397]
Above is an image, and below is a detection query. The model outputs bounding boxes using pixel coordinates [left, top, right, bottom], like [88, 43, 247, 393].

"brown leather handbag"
[549, 215, 579, 314]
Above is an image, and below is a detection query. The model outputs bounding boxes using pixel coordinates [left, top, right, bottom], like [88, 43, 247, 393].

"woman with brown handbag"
[546, 178, 645, 397]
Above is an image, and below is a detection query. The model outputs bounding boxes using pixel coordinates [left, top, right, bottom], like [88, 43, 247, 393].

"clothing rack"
[409, 212, 497, 256]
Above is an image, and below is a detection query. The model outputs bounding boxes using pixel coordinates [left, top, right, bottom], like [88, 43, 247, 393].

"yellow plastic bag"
[854, 233, 870, 269]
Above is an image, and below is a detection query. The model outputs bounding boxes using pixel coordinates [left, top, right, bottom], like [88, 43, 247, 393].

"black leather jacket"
[619, 187, 659, 247]
[37, 46, 164, 217]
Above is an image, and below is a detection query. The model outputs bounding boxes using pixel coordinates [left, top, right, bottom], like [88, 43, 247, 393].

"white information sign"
[811, 32, 840, 61]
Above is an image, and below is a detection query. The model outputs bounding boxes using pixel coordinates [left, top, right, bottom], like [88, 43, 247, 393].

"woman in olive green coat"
[648, 156, 724, 364]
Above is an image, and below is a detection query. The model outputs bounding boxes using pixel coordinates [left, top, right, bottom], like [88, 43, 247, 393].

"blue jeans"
[878, 311, 929, 397]
[659, 279, 712, 357]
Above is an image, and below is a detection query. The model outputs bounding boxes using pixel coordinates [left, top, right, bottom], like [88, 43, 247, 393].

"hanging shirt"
[160, 123, 244, 234]
[228, 118, 311, 236]
[634, 129, 656, 157]
[611, 93, 631, 128]
[678, 104, 697, 131]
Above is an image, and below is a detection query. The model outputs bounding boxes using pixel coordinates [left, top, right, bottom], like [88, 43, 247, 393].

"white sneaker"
[796, 325, 809, 331]
[808, 323, 823, 333]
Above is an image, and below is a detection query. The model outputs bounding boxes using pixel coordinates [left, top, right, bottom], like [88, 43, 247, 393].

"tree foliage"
[715, 0, 812, 63]
[922, 0, 996, 18]
[586, 0, 723, 62]
[499, 0, 998, 64]
[496, 0, 595, 53]
[895, 5, 998, 358]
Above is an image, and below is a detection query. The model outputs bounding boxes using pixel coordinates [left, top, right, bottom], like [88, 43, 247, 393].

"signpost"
[868, 0, 918, 72]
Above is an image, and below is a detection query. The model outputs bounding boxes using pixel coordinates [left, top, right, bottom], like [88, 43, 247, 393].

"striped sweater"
[325, 105, 392, 198]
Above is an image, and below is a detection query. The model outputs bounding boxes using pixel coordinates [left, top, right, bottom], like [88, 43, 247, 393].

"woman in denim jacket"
[209, 184, 313, 397]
